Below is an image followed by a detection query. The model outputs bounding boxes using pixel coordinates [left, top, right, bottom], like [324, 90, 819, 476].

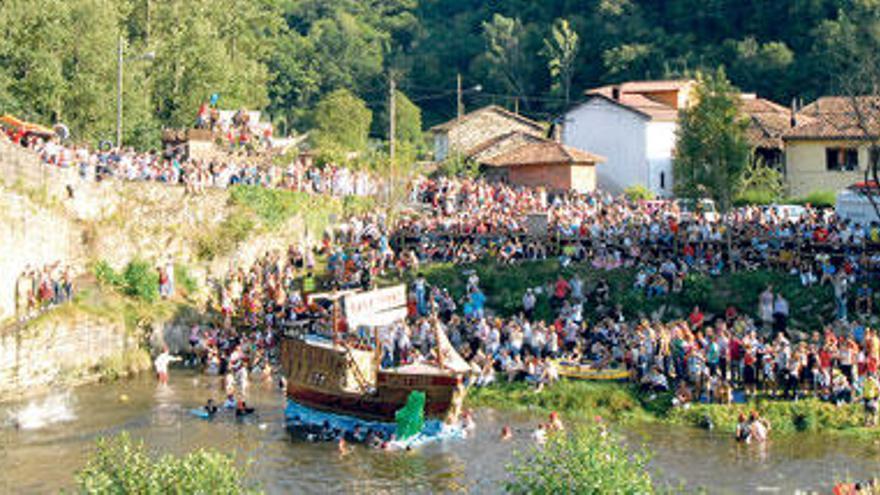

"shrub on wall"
[92, 259, 159, 303]
[624, 185, 654, 201]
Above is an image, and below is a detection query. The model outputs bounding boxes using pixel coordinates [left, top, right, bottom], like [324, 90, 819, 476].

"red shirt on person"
[689, 308, 704, 328]
[554, 278, 571, 299]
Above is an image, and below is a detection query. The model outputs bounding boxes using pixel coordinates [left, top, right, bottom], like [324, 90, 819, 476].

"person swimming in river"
[235, 400, 255, 418]
[736, 411, 770, 444]
[338, 437, 350, 456]
[735, 413, 750, 442]
[203, 399, 218, 416]
[500, 425, 513, 440]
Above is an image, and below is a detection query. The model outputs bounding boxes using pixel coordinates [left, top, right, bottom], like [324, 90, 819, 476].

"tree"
[816, 0, 880, 219]
[311, 88, 372, 157]
[482, 14, 529, 105]
[541, 18, 579, 107]
[379, 89, 422, 150]
[674, 68, 750, 209]
[505, 422, 654, 494]
[75, 433, 258, 494]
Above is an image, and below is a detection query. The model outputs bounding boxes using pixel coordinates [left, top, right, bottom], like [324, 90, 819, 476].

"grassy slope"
[413, 259, 843, 331]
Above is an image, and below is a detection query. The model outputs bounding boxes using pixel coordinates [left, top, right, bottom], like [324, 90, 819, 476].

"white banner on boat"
[343, 285, 407, 324]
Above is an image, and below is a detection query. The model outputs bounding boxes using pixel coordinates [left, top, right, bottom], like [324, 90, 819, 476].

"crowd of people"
[2, 129, 379, 198]
[12, 128, 875, 452]
[14, 263, 74, 321]
[402, 178, 880, 277]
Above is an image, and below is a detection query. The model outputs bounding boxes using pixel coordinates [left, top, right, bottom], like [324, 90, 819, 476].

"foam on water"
[7, 392, 76, 430]
[284, 399, 464, 448]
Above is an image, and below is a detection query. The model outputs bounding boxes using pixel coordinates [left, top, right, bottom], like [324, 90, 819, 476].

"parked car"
[676, 198, 719, 222]
[837, 182, 880, 224]
[766, 204, 808, 222]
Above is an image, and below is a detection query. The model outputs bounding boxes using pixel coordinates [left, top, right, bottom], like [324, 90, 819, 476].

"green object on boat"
[395, 391, 426, 440]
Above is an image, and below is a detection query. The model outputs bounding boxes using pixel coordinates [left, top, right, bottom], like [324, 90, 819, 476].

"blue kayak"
[189, 408, 212, 419]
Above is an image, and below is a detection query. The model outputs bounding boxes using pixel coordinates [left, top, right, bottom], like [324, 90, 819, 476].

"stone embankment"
[0, 140, 321, 400]
[0, 313, 145, 398]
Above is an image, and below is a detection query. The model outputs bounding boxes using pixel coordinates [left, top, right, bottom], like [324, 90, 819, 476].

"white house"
[562, 80, 695, 196]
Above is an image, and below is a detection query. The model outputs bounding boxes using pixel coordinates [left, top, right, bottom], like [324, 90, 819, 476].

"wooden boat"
[280, 285, 469, 422]
[551, 359, 630, 381]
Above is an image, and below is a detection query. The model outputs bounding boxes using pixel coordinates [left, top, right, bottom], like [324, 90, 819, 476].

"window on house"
[825, 147, 859, 171]
[660, 171, 666, 190]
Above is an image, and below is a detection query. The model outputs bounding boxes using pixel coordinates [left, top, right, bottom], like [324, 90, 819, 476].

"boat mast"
[433, 317, 445, 369]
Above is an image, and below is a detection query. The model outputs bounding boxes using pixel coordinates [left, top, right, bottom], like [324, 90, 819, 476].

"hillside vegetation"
[1, 0, 874, 147]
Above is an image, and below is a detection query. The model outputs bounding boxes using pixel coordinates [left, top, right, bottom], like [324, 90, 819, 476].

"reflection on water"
[1, 371, 879, 494]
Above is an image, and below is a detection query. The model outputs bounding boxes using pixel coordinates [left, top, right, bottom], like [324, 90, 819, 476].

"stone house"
[430, 105, 546, 162]
[783, 96, 879, 198]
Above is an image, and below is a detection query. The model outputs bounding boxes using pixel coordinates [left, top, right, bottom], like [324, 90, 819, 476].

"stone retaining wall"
[0, 314, 138, 400]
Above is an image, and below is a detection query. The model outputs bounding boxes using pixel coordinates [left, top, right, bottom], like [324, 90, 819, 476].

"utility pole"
[514, 97, 519, 115]
[116, 34, 124, 149]
[389, 75, 396, 166]
[456, 73, 463, 120]
[388, 74, 396, 206]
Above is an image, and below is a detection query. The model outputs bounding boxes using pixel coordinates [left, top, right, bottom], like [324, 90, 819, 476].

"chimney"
[611, 87, 621, 101]
[790, 97, 798, 128]
[553, 122, 562, 143]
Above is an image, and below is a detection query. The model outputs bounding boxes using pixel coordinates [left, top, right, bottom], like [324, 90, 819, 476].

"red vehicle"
[0, 114, 56, 144]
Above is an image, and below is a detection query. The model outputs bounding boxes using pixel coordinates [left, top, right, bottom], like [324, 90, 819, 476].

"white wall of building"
[645, 121, 677, 196]
[563, 99, 648, 194]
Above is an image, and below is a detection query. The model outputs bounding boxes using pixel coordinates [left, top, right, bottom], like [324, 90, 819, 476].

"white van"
[837, 185, 880, 224]
[677, 198, 719, 222]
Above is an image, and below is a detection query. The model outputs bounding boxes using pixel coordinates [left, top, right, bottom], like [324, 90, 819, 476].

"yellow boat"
[552, 360, 630, 381]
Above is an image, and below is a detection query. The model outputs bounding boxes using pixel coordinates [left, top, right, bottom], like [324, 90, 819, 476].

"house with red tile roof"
[783, 96, 880, 197]
[563, 79, 788, 197]
[479, 138, 606, 193]
[429, 105, 546, 162]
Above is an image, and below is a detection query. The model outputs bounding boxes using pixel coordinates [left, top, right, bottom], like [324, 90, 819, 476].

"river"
[2, 372, 879, 494]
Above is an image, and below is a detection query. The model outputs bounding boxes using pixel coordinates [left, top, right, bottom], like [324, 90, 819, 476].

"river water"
[1, 371, 879, 494]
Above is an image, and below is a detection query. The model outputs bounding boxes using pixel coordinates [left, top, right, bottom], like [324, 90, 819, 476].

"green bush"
[93, 260, 160, 303]
[196, 210, 256, 261]
[506, 422, 654, 494]
[122, 260, 159, 302]
[787, 190, 837, 207]
[75, 433, 259, 494]
[174, 264, 198, 295]
[94, 260, 123, 287]
[733, 188, 778, 206]
[624, 185, 654, 201]
[433, 155, 480, 178]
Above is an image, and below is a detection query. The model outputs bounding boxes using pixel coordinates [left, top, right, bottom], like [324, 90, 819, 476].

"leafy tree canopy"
[674, 68, 750, 209]
[0, 0, 874, 148]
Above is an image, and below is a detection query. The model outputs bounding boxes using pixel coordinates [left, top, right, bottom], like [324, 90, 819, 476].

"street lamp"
[116, 35, 155, 148]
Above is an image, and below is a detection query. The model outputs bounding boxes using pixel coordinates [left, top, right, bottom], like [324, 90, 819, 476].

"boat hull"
[287, 382, 456, 422]
[281, 336, 465, 422]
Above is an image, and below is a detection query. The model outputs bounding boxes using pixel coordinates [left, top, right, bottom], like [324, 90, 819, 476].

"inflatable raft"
[552, 360, 630, 381]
